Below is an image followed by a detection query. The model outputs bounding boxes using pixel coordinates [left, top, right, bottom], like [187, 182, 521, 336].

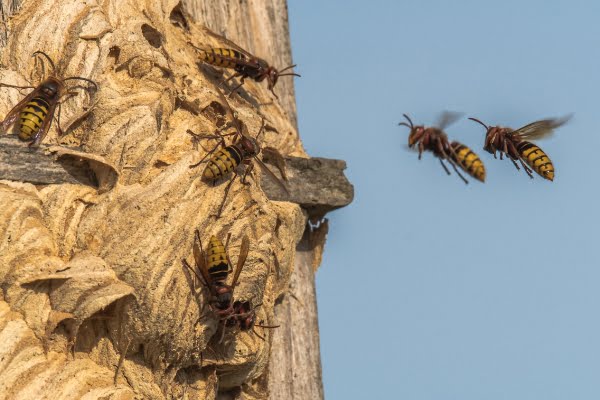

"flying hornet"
[399, 112, 486, 184]
[188, 88, 288, 217]
[468, 115, 571, 181]
[189, 28, 300, 98]
[0, 51, 97, 147]
[182, 231, 278, 341]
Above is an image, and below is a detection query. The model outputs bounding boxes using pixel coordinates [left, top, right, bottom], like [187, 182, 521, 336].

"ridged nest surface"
[0, 0, 306, 398]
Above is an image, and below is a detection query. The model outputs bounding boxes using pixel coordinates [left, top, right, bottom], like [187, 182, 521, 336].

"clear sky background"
[288, 1, 600, 399]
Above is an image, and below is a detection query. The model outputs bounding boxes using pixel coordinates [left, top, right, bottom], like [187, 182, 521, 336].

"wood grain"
[268, 233, 325, 400]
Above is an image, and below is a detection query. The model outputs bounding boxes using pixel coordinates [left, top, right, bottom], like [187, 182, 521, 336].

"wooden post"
[181, 3, 354, 398]
[267, 233, 325, 400]
[0, 1, 353, 398]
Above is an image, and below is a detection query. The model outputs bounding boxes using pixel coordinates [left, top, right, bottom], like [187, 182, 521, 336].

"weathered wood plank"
[0, 136, 353, 214]
[262, 156, 354, 218]
[0, 136, 118, 191]
[0, 136, 93, 185]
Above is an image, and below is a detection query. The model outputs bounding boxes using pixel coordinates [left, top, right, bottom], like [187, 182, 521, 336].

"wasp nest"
[0, 0, 306, 398]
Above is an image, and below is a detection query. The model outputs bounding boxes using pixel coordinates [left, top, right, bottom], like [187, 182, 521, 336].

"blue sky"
[289, 1, 600, 398]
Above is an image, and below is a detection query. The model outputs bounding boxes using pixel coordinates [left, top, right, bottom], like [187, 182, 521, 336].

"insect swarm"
[0, 51, 97, 147]
[188, 88, 289, 217]
[189, 29, 300, 98]
[469, 115, 571, 181]
[399, 112, 486, 184]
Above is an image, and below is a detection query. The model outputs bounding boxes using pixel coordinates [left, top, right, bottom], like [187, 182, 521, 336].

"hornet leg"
[0, 82, 36, 92]
[241, 161, 255, 185]
[222, 72, 242, 85]
[217, 171, 238, 218]
[227, 75, 246, 97]
[506, 141, 521, 171]
[501, 139, 510, 160]
[507, 141, 533, 177]
[436, 138, 452, 162]
[435, 140, 452, 175]
[189, 131, 226, 168]
[55, 102, 64, 136]
[448, 160, 469, 184]
[510, 158, 521, 171]
[518, 158, 534, 179]
[54, 91, 79, 137]
[448, 146, 469, 185]
[438, 159, 451, 175]
[252, 327, 266, 341]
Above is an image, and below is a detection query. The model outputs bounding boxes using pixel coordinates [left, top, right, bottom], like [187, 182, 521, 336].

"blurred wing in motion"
[512, 114, 572, 141]
[435, 111, 464, 130]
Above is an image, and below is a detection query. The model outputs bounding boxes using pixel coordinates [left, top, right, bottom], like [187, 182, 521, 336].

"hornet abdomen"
[206, 236, 230, 281]
[450, 142, 486, 182]
[199, 48, 247, 69]
[517, 141, 554, 181]
[18, 96, 51, 141]
[202, 145, 243, 182]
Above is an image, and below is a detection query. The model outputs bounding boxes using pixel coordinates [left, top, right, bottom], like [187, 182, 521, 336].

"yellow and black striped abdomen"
[18, 96, 50, 140]
[202, 145, 243, 182]
[450, 142, 486, 182]
[206, 236, 230, 281]
[518, 141, 554, 181]
[200, 48, 247, 69]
